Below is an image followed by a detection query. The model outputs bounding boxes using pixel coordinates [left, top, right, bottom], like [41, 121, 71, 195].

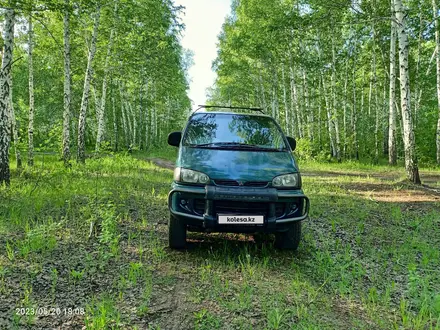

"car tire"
[275, 221, 302, 250]
[169, 214, 187, 249]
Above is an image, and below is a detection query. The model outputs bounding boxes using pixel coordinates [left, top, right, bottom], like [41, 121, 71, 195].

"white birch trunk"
[150, 105, 155, 146]
[167, 99, 171, 136]
[371, 22, 380, 162]
[331, 37, 341, 161]
[352, 60, 359, 160]
[145, 80, 150, 149]
[382, 82, 388, 155]
[112, 86, 118, 151]
[92, 85, 101, 127]
[289, 64, 297, 137]
[322, 74, 336, 156]
[0, 8, 15, 186]
[271, 85, 276, 120]
[122, 104, 129, 148]
[281, 65, 289, 135]
[95, 84, 105, 152]
[368, 71, 373, 117]
[252, 73, 262, 109]
[138, 86, 143, 149]
[77, 6, 100, 163]
[389, 9, 397, 165]
[8, 72, 21, 168]
[259, 70, 267, 111]
[290, 69, 302, 138]
[125, 101, 133, 145]
[318, 78, 322, 148]
[273, 67, 279, 122]
[359, 69, 367, 160]
[343, 62, 348, 157]
[433, 0, 440, 164]
[120, 100, 128, 148]
[296, 79, 303, 139]
[153, 106, 157, 144]
[394, 0, 421, 183]
[373, 27, 380, 164]
[119, 82, 131, 149]
[145, 107, 150, 149]
[28, 16, 35, 167]
[413, 10, 423, 129]
[95, 3, 117, 152]
[62, 0, 72, 166]
[128, 101, 136, 146]
[303, 69, 312, 140]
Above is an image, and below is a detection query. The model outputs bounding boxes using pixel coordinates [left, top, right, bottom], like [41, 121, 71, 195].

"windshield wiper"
[188, 143, 218, 147]
[188, 142, 285, 151]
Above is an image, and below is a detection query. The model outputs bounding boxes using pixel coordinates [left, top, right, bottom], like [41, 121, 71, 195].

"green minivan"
[167, 106, 309, 250]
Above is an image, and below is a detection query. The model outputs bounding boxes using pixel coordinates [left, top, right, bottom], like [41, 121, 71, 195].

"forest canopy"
[0, 0, 192, 186]
[209, 0, 440, 183]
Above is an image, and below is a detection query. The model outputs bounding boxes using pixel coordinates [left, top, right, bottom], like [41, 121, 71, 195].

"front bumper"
[168, 183, 309, 232]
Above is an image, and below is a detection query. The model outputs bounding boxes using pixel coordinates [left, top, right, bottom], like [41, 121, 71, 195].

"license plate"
[218, 214, 264, 224]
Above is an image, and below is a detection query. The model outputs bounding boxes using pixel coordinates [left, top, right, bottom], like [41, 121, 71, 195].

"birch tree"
[8, 73, 21, 169]
[331, 34, 341, 162]
[111, 84, 118, 151]
[0, 8, 15, 186]
[27, 15, 35, 167]
[394, 0, 421, 183]
[95, 2, 117, 153]
[77, 5, 100, 163]
[62, 0, 72, 166]
[388, 8, 397, 166]
[433, 0, 440, 164]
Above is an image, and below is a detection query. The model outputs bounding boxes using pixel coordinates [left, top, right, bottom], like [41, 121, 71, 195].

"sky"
[174, 0, 232, 107]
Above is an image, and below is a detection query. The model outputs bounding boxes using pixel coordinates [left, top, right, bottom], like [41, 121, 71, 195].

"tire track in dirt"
[147, 158, 175, 170]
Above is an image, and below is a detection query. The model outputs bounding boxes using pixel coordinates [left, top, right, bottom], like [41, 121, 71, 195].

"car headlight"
[174, 168, 210, 184]
[272, 173, 300, 188]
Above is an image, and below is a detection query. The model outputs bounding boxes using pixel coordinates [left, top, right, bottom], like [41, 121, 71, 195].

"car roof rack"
[195, 105, 265, 114]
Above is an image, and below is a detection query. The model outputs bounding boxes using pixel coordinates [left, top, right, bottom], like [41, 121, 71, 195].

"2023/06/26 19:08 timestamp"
[15, 307, 85, 316]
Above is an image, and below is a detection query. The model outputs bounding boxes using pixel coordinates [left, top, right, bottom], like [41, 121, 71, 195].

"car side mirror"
[286, 136, 296, 151]
[168, 131, 182, 147]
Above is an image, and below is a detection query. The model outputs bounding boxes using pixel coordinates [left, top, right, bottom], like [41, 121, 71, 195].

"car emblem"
[238, 181, 244, 186]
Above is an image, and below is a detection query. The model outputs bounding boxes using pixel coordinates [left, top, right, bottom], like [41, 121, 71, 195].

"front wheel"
[169, 215, 187, 249]
[275, 221, 302, 250]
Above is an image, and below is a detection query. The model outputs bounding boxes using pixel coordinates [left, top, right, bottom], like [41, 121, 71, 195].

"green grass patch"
[0, 153, 439, 329]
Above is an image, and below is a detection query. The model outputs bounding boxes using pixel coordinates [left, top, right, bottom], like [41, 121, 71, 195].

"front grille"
[244, 181, 268, 187]
[215, 200, 267, 215]
[214, 179, 238, 186]
[214, 200, 285, 218]
[213, 180, 269, 188]
[180, 197, 286, 219]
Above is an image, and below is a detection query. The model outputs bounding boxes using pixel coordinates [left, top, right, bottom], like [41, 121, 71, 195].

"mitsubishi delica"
[167, 106, 309, 250]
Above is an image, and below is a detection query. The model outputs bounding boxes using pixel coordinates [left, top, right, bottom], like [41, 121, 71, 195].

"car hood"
[177, 147, 298, 182]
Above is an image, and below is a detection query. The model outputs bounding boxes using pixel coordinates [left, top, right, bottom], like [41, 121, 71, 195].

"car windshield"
[182, 113, 288, 150]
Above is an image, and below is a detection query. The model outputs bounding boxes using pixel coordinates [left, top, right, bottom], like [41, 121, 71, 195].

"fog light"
[181, 199, 187, 205]
[290, 203, 297, 210]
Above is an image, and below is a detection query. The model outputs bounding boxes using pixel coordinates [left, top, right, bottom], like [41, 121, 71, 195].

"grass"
[0, 151, 439, 329]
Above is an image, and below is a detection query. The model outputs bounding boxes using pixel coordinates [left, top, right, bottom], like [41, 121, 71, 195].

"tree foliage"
[210, 0, 440, 175]
[0, 0, 191, 177]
